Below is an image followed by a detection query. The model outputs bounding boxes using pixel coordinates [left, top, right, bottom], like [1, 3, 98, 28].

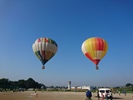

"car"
[98, 88, 112, 98]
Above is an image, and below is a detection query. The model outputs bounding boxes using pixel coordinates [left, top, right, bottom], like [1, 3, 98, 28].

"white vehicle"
[98, 88, 112, 98]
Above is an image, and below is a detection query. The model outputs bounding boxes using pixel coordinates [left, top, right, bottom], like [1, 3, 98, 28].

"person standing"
[110, 93, 113, 100]
[118, 91, 121, 95]
[86, 90, 92, 100]
[105, 93, 108, 100]
[101, 93, 104, 100]
[123, 90, 126, 96]
[97, 90, 100, 100]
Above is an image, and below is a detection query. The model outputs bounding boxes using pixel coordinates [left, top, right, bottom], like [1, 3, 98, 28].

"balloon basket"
[42, 66, 45, 69]
[96, 65, 99, 70]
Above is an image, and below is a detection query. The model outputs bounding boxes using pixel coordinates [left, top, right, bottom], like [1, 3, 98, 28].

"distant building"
[28, 88, 34, 91]
[68, 81, 71, 89]
[71, 86, 96, 91]
[82, 86, 95, 90]
[46, 88, 55, 91]
[67, 81, 96, 91]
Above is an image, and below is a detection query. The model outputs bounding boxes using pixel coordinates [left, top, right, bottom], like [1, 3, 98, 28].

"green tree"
[0, 78, 10, 89]
[126, 83, 133, 87]
[18, 79, 26, 88]
[25, 78, 36, 89]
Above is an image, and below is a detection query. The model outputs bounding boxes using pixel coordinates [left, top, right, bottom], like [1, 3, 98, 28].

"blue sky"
[0, 0, 133, 87]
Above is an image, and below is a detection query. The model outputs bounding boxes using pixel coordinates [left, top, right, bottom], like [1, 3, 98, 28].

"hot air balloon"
[32, 38, 58, 69]
[81, 37, 108, 70]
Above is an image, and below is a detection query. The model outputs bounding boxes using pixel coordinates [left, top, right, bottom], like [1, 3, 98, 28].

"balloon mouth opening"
[42, 66, 45, 69]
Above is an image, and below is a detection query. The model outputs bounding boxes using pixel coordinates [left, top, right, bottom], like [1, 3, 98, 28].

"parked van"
[98, 88, 112, 98]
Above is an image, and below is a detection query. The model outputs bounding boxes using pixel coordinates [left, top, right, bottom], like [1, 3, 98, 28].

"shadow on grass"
[95, 96, 123, 99]
[113, 97, 123, 99]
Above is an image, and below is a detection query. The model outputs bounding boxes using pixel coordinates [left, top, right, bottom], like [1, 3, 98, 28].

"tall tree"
[18, 79, 26, 88]
[126, 83, 133, 87]
[25, 78, 36, 88]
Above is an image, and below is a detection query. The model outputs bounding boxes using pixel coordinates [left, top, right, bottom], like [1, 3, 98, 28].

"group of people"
[85, 90, 113, 100]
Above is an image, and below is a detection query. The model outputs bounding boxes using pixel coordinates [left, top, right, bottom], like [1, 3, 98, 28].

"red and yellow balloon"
[81, 37, 108, 70]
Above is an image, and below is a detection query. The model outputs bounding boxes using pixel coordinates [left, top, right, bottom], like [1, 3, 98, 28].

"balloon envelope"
[32, 38, 58, 69]
[81, 37, 108, 69]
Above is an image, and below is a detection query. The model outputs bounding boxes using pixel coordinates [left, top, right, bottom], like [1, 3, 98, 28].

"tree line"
[0, 78, 45, 90]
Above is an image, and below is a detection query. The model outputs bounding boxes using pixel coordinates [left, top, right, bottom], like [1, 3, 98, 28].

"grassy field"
[0, 91, 133, 100]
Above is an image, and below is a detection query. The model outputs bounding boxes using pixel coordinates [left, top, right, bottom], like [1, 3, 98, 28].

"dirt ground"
[0, 91, 133, 100]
